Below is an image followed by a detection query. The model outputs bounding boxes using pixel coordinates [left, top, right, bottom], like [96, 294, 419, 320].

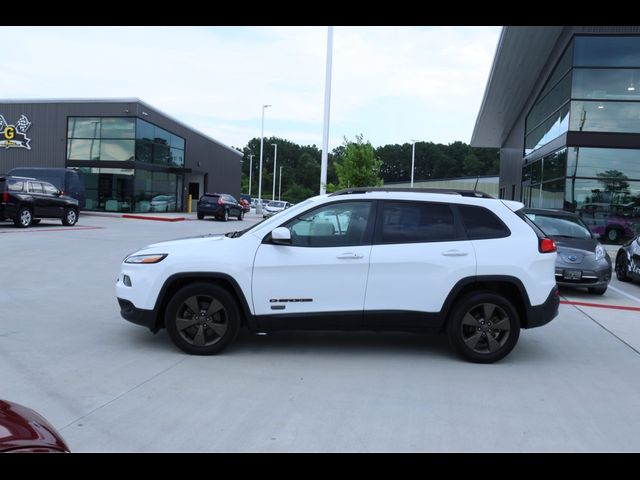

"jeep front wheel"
[447, 292, 520, 363]
[165, 283, 240, 355]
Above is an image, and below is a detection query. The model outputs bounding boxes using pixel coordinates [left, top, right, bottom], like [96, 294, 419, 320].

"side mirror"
[271, 227, 291, 245]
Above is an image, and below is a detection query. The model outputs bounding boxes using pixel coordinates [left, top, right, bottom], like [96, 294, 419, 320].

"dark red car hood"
[0, 400, 69, 452]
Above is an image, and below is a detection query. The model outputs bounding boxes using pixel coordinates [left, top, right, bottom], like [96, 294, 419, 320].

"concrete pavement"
[1, 215, 639, 452]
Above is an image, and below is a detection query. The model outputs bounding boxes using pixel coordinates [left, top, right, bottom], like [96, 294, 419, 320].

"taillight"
[539, 237, 557, 253]
[218, 197, 223, 205]
[2, 191, 8, 203]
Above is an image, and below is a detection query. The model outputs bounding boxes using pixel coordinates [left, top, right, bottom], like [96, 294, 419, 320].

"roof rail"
[329, 187, 495, 198]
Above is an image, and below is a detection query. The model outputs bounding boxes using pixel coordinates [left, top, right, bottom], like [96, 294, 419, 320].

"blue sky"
[0, 26, 501, 150]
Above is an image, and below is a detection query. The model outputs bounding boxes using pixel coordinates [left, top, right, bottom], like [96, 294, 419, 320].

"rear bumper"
[117, 298, 159, 332]
[525, 285, 560, 329]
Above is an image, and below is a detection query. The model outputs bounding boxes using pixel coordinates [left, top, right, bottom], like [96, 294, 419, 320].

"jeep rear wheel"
[447, 292, 520, 363]
[165, 283, 240, 355]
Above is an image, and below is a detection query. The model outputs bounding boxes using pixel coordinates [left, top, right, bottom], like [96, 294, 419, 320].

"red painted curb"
[560, 300, 640, 312]
[121, 214, 186, 222]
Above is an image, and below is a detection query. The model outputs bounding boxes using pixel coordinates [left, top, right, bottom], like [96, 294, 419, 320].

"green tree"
[330, 134, 383, 191]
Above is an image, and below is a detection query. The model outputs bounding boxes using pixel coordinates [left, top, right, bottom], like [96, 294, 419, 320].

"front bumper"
[525, 285, 560, 329]
[117, 298, 159, 332]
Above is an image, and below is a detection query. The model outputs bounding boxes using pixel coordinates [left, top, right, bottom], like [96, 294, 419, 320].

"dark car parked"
[525, 208, 612, 295]
[1, 175, 80, 228]
[615, 235, 640, 284]
[0, 399, 70, 453]
[7, 167, 85, 209]
[197, 193, 244, 221]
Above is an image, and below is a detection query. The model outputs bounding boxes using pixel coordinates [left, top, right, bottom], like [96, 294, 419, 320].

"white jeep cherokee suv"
[116, 188, 559, 363]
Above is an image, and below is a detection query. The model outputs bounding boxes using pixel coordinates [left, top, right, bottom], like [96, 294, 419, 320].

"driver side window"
[285, 201, 372, 247]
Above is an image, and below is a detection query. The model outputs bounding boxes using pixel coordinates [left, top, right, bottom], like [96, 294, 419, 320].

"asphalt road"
[1, 213, 639, 452]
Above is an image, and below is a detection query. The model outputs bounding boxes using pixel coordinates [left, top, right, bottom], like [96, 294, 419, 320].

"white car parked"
[116, 188, 559, 363]
[262, 200, 293, 218]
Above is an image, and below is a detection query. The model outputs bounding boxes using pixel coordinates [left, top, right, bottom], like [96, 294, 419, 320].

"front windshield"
[525, 213, 592, 239]
[225, 198, 317, 238]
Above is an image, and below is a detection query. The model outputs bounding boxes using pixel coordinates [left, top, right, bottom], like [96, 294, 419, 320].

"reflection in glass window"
[526, 74, 571, 134]
[543, 149, 567, 181]
[100, 118, 135, 139]
[574, 36, 640, 67]
[286, 201, 371, 247]
[153, 143, 171, 165]
[135, 140, 153, 163]
[67, 118, 101, 138]
[567, 147, 640, 180]
[538, 42, 574, 100]
[573, 68, 640, 100]
[68, 139, 100, 160]
[525, 104, 569, 154]
[99, 140, 135, 161]
[170, 133, 185, 150]
[136, 119, 155, 141]
[540, 179, 565, 209]
[530, 159, 541, 184]
[170, 147, 184, 167]
[570, 101, 640, 133]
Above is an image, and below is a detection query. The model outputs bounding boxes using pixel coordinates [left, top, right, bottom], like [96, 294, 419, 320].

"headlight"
[595, 245, 605, 261]
[124, 254, 168, 264]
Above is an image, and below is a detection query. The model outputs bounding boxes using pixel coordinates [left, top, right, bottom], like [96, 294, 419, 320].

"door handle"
[441, 250, 468, 257]
[336, 252, 364, 259]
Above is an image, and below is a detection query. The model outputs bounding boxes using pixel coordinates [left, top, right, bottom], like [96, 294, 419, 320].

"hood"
[144, 233, 226, 251]
[0, 400, 69, 452]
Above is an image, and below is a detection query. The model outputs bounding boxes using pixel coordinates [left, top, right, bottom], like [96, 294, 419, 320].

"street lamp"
[247, 153, 254, 196]
[271, 143, 278, 202]
[279, 165, 283, 201]
[410, 139, 419, 188]
[258, 104, 271, 214]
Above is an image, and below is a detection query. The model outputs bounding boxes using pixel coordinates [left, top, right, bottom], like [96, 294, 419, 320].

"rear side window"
[378, 201, 457, 244]
[7, 180, 24, 192]
[458, 205, 511, 240]
[28, 182, 44, 194]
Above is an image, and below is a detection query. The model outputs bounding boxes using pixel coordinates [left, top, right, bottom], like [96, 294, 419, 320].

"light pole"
[247, 154, 254, 196]
[271, 143, 278, 202]
[410, 139, 419, 188]
[258, 104, 271, 214]
[279, 165, 283, 201]
[320, 26, 334, 194]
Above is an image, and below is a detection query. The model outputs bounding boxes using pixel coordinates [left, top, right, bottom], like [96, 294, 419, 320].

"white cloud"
[0, 26, 500, 149]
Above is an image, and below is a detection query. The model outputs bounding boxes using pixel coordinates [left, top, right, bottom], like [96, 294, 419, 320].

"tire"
[165, 283, 241, 355]
[223, 209, 229, 222]
[237, 210, 244, 221]
[197, 213, 204, 220]
[616, 254, 631, 282]
[605, 228, 621, 243]
[14, 207, 33, 228]
[588, 286, 607, 295]
[447, 291, 520, 364]
[62, 207, 78, 226]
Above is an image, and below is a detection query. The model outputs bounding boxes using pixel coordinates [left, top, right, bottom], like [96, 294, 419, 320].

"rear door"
[364, 200, 476, 329]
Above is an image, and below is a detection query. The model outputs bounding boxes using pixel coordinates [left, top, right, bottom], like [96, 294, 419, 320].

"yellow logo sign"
[0, 115, 31, 150]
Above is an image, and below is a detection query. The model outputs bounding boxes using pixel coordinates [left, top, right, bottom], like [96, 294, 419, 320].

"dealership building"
[0, 99, 242, 212]
[472, 26, 640, 241]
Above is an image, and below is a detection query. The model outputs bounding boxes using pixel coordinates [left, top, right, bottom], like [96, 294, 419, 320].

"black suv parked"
[197, 193, 244, 221]
[0, 175, 80, 228]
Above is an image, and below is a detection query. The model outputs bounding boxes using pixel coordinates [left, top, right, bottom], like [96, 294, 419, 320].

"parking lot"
[2, 212, 640, 452]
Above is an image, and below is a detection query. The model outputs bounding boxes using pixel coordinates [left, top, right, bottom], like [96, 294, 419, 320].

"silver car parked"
[525, 208, 612, 295]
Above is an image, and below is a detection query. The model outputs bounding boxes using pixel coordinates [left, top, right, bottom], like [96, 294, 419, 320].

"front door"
[252, 200, 375, 330]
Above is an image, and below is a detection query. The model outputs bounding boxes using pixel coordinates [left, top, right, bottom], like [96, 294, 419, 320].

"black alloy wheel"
[447, 292, 520, 363]
[166, 283, 240, 355]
